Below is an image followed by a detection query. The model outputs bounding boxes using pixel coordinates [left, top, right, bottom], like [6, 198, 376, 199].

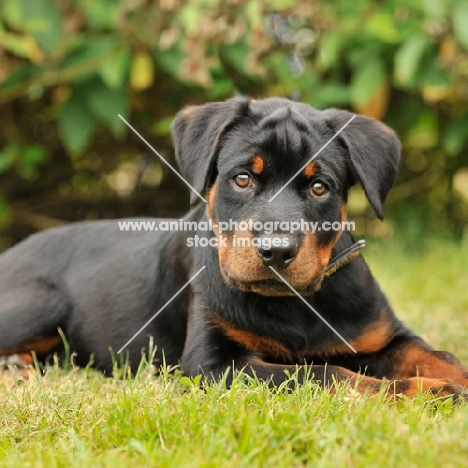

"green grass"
[1, 238, 468, 467]
[367, 237, 468, 362]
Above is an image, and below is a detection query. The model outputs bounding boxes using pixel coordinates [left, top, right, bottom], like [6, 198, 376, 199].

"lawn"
[1, 238, 468, 467]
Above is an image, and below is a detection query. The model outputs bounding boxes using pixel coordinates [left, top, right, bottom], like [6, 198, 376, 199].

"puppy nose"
[256, 235, 299, 268]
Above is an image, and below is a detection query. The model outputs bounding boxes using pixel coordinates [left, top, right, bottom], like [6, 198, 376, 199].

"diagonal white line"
[118, 114, 207, 203]
[268, 114, 356, 203]
[268, 266, 357, 354]
[117, 266, 206, 354]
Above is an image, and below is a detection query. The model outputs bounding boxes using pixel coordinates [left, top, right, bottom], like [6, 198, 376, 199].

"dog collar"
[324, 239, 366, 278]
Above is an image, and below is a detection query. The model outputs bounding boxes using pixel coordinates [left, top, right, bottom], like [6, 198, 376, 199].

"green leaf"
[0, 29, 44, 61]
[179, 3, 203, 35]
[85, 80, 128, 136]
[406, 111, 439, 149]
[453, 0, 468, 48]
[20, 0, 62, 52]
[220, 41, 249, 74]
[423, 0, 449, 17]
[0, 144, 17, 174]
[394, 34, 430, 85]
[153, 116, 174, 136]
[318, 32, 343, 70]
[209, 74, 234, 98]
[23, 145, 47, 164]
[265, 0, 297, 10]
[58, 89, 97, 154]
[351, 58, 386, 105]
[85, 0, 118, 29]
[309, 84, 351, 107]
[1, 0, 22, 27]
[0, 144, 47, 178]
[246, 0, 262, 30]
[18, 146, 47, 179]
[156, 45, 184, 78]
[443, 112, 468, 155]
[420, 61, 451, 87]
[0, 195, 11, 229]
[99, 48, 130, 89]
[365, 12, 399, 43]
[60, 36, 119, 71]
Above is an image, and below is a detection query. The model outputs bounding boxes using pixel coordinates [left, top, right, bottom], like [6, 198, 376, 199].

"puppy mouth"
[222, 267, 322, 296]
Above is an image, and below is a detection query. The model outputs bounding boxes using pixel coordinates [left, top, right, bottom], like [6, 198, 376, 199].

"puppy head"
[172, 98, 400, 296]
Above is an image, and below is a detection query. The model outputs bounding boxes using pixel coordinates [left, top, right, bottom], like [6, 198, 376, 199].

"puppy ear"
[172, 97, 250, 204]
[323, 109, 401, 219]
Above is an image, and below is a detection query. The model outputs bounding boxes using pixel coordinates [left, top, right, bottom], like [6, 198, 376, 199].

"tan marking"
[391, 345, 468, 382]
[314, 205, 347, 264]
[207, 184, 217, 223]
[212, 315, 293, 362]
[319, 366, 467, 399]
[311, 226, 343, 292]
[14, 353, 34, 365]
[311, 309, 395, 357]
[340, 203, 347, 223]
[0, 335, 62, 358]
[251, 155, 265, 175]
[391, 377, 467, 398]
[350, 319, 395, 354]
[304, 162, 317, 178]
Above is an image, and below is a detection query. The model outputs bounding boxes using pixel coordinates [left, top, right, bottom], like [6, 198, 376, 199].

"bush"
[0, 0, 467, 248]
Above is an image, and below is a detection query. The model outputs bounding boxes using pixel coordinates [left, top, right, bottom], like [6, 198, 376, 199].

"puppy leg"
[379, 336, 468, 386]
[192, 357, 467, 400]
[0, 281, 70, 361]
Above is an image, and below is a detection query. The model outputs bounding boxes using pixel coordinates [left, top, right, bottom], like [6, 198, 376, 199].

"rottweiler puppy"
[1, 97, 467, 398]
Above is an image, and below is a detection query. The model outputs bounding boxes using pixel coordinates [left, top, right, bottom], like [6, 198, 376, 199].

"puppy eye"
[234, 173, 252, 189]
[309, 181, 328, 197]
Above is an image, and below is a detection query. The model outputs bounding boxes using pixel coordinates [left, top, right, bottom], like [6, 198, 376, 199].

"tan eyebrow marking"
[304, 162, 317, 178]
[251, 155, 265, 175]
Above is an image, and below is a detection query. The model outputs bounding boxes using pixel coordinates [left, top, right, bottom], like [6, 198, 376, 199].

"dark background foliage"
[0, 0, 467, 251]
